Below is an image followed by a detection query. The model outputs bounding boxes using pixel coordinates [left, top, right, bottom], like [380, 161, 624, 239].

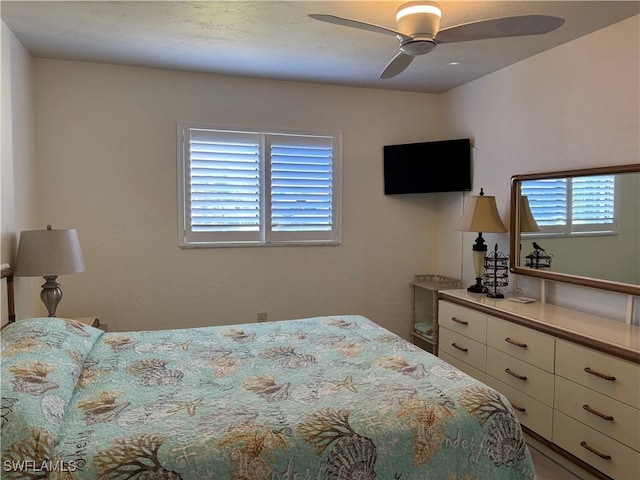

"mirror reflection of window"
[521, 175, 617, 237]
[510, 167, 639, 295]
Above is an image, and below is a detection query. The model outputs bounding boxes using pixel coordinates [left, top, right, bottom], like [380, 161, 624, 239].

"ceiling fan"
[309, 1, 565, 79]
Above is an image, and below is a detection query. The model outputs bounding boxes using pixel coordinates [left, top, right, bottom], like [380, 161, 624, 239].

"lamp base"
[467, 278, 488, 293]
[41, 275, 62, 317]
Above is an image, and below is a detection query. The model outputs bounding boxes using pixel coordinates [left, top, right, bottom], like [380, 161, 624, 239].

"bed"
[1, 312, 536, 480]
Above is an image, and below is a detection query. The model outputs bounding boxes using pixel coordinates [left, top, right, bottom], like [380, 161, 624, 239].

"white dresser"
[438, 289, 640, 480]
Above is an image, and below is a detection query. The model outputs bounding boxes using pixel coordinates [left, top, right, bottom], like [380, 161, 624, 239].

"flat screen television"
[383, 138, 472, 195]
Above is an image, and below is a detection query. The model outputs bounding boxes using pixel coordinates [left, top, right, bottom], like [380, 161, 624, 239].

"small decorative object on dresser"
[483, 243, 509, 298]
[411, 274, 460, 355]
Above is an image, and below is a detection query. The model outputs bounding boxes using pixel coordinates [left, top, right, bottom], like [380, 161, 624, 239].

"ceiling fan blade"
[308, 14, 412, 42]
[380, 52, 415, 79]
[436, 15, 565, 44]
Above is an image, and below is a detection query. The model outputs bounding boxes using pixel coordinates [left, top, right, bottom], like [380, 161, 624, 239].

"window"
[178, 124, 341, 247]
[521, 174, 618, 236]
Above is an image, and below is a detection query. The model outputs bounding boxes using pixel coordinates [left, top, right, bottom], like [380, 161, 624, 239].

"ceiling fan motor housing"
[400, 38, 437, 56]
[396, 1, 441, 37]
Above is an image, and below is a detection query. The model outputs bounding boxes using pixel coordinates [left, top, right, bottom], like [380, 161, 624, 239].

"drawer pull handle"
[580, 441, 612, 460]
[452, 342, 468, 352]
[584, 367, 616, 381]
[505, 368, 527, 381]
[511, 402, 526, 412]
[451, 317, 468, 325]
[505, 337, 527, 348]
[582, 404, 614, 421]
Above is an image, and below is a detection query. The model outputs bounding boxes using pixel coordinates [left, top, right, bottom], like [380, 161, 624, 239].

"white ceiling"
[2, 1, 639, 93]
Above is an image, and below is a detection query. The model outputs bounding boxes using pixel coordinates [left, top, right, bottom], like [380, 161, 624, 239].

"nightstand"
[411, 274, 461, 355]
[73, 316, 101, 328]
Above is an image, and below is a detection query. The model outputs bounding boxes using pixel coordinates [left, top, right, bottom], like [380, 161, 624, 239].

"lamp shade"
[455, 194, 507, 233]
[15, 226, 85, 277]
[519, 196, 541, 233]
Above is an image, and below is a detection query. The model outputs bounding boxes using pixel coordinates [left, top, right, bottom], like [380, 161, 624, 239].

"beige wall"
[1, 21, 40, 325]
[32, 60, 445, 335]
[439, 15, 639, 322]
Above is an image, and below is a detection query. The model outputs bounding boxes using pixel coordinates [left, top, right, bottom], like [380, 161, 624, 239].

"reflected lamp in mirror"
[517, 195, 542, 259]
[455, 188, 507, 293]
[14, 225, 85, 317]
[519, 196, 540, 233]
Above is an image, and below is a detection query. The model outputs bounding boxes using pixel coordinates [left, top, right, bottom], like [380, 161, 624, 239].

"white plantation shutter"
[521, 175, 617, 236]
[571, 175, 616, 232]
[181, 128, 261, 245]
[178, 124, 341, 247]
[267, 134, 337, 243]
[521, 179, 568, 233]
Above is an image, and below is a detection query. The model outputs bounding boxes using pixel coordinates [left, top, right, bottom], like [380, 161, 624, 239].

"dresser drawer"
[487, 317, 555, 372]
[487, 348, 554, 406]
[554, 376, 639, 452]
[439, 327, 487, 372]
[553, 410, 640, 479]
[439, 351, 487, 383]
[439, 301, 487, 343]
[556, 340, 639, 408]
[485, 376, 553, 440]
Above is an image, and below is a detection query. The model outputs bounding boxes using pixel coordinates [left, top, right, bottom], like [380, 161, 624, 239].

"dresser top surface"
[441, 289, 640, 361]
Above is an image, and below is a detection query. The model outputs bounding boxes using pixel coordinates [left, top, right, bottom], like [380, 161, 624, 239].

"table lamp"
[455, 188, 507, 293]
[15, 225, 85, 317]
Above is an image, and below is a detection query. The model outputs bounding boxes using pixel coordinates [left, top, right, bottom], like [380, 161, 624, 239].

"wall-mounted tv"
[383, 138, 472, 195]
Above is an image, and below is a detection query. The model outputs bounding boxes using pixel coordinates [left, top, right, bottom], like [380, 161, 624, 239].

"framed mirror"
[509, 164, 640, 296]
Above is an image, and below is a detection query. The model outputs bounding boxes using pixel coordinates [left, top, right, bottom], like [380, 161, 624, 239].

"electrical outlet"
[257, 312, 268, 323]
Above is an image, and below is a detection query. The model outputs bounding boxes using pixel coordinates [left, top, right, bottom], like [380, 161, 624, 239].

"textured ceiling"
[2, 1, 639, 93]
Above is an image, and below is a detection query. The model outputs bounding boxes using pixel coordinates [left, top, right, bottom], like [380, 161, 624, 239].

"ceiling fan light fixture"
[396, 2, 442, 22]
[396, 1, 441, 38]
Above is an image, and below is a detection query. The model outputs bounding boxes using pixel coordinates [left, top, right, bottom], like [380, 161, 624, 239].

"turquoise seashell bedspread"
[1, 315, 536, 479]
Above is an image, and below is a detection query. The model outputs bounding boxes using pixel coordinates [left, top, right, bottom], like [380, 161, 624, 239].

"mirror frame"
[509, 164, 640, 296]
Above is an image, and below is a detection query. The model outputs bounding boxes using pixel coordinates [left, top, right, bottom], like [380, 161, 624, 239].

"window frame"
[177, 123, 342, 248]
